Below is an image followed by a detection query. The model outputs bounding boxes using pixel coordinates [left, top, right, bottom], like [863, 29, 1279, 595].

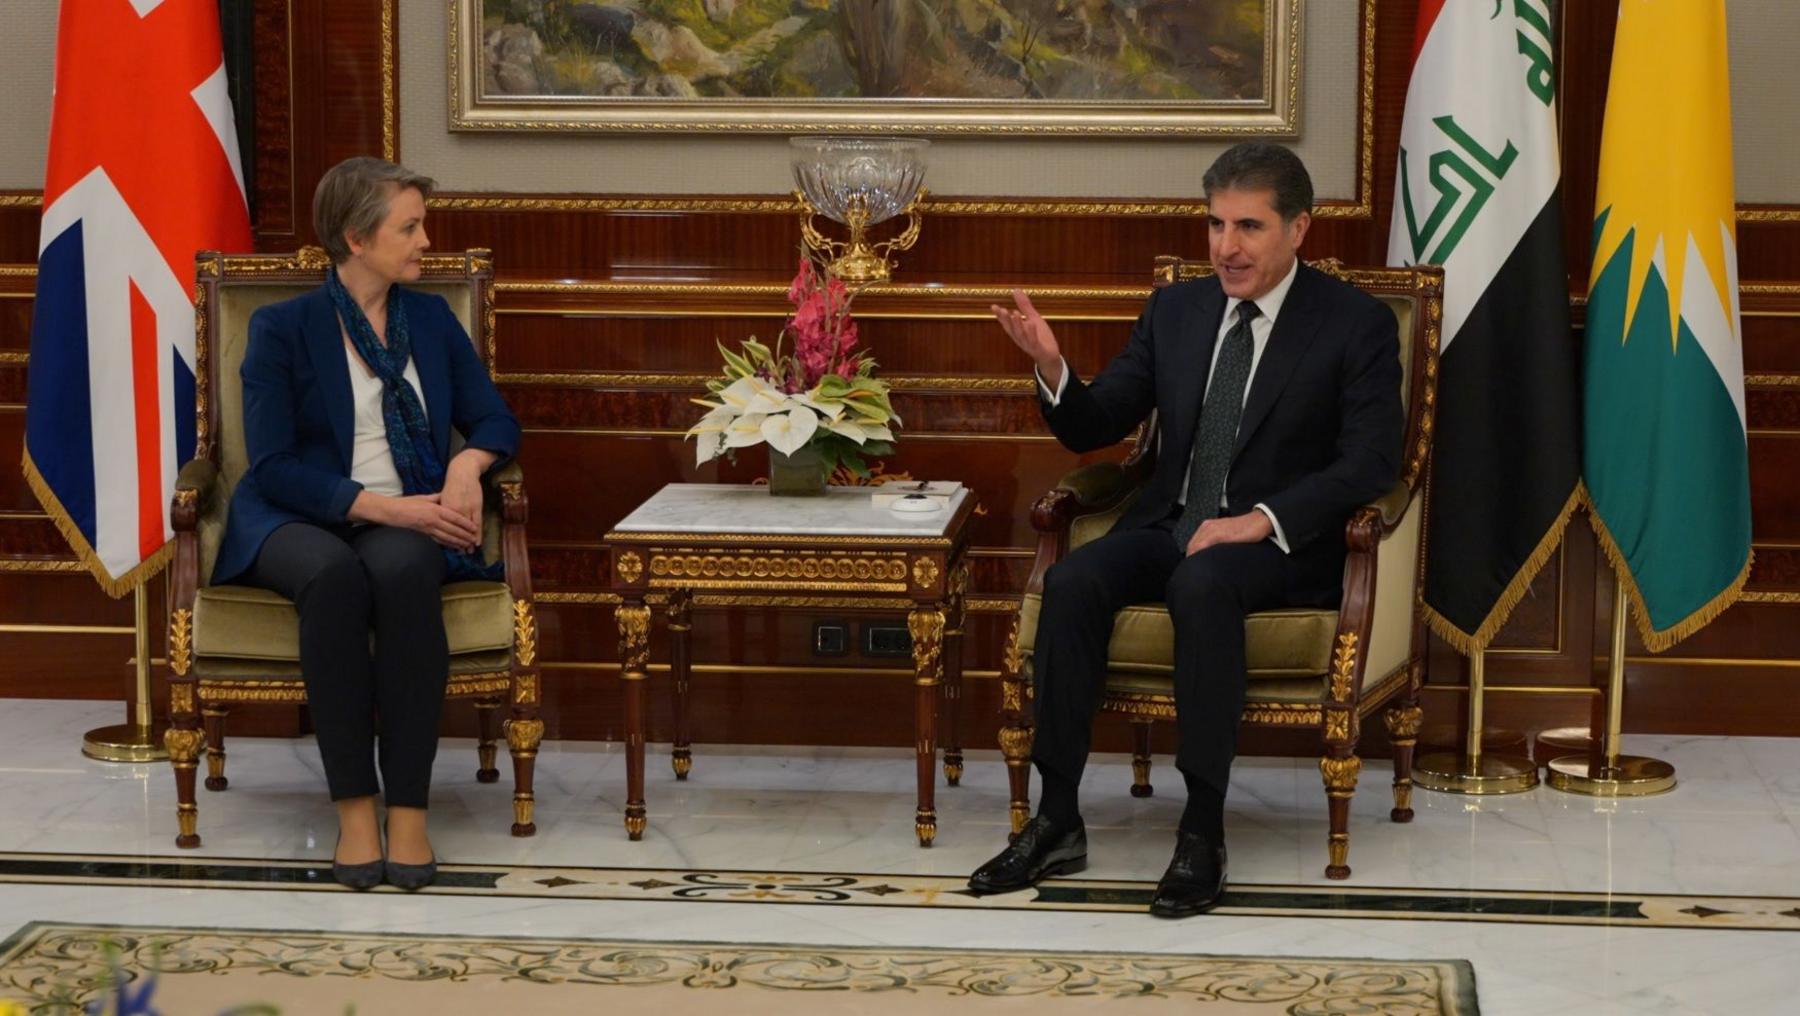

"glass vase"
[768, 444, 829, 496]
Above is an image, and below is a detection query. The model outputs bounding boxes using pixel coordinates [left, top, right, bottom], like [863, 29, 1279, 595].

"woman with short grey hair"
[213, 156, 520, 890]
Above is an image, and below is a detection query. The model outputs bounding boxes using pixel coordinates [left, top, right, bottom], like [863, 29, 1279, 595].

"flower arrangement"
[687, 251, 899, 483]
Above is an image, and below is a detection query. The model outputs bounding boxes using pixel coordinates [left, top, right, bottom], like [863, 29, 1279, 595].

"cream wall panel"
[401, 0, 1359, 201]
[1727, 0, 1800, 204]
[0, 0, 57, 192]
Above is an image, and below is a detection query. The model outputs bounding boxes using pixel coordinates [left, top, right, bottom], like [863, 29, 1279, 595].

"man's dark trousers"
[1030, 520, 1338, 811]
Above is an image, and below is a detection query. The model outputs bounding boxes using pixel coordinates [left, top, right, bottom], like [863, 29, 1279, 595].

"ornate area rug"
[0, 922, 1478, 1015]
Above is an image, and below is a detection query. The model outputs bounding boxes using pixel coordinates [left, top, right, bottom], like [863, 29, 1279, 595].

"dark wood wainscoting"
[2, 0, 1796, 754]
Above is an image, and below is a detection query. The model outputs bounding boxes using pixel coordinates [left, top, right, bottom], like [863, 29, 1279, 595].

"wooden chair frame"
[162, 247, 543, 848]
[996, 257, 1442, 879]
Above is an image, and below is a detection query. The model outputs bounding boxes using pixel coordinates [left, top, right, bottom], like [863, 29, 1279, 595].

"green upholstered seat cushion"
[192, 649, 511, 682]
[1016, 592, 1338, 681]
[192, 581, 515, 662]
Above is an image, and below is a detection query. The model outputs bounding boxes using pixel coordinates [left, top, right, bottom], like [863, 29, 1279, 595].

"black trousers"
[1031, 516, 1337, 813]
[248, 522, 448, 807]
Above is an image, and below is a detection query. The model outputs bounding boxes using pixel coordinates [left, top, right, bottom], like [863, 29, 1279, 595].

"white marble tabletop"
[612, 483, 969, 538]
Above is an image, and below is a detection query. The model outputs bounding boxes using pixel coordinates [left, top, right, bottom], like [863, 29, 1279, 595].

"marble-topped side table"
[603, 483, 977, 847]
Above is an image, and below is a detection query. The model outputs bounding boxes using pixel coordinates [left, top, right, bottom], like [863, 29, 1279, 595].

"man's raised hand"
[990, 290, 1063, 390]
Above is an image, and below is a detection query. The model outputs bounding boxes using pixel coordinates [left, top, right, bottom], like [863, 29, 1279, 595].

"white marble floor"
[2, 698, 1798, 1014]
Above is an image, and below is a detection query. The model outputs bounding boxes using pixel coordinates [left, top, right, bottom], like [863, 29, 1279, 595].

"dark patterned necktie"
[1174, 301, 1260, 549]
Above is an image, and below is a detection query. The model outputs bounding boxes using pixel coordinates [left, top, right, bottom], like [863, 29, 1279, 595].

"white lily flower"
[792, 391, 844, 420]
[742, 377, 795, 416]
[827, 417, 871, 444]
[693, 426, 723, 466]
[723, 413, 769, 448]
[761, 407, 820, 456]
[715, 376, 761, 410]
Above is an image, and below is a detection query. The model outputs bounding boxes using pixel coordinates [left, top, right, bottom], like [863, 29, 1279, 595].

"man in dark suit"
[968, 143, 1403, 917]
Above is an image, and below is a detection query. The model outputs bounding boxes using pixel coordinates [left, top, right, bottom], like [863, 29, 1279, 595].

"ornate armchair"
[162, 247, 542, 848]
[998, 258, 1441, 879]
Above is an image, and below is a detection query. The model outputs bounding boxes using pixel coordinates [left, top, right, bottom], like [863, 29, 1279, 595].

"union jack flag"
[23, 0, 253, 595]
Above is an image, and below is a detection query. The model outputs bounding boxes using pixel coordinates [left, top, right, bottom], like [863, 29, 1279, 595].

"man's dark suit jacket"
[212, 286, 521, 586]
[1042, 262, 1404, 597]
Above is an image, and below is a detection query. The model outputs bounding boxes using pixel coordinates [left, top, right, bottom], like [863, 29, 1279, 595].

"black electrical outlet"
[863, 621, 913, 657]
[813, 620, 849, 656]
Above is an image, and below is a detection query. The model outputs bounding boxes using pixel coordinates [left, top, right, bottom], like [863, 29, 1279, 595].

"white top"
[613, 484, 969, 538]
[346, 342, 425, 498]
[1036, 257, 1301, 552]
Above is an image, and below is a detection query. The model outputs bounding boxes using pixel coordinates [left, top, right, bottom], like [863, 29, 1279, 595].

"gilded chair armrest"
[483, 460, 528, 526]
[1368, 481, 1412, 532]
[171, 459, 219, 533]
[1033, 461, 1140, 534]
[483, 462, 532, 602]
[1056, 461, 1136, 510]
[169, 458, 217, 617]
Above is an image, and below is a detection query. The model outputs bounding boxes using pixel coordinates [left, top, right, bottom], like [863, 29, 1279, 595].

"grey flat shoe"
[332, 833, 383, 891]
[384, 856, 438, 891]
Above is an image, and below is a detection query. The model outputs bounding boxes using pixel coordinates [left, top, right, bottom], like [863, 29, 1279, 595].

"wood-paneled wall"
[2, 1, 1796, 754]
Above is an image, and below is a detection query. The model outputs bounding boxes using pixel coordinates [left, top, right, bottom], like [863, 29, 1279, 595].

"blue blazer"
[212, 285, 521, 586]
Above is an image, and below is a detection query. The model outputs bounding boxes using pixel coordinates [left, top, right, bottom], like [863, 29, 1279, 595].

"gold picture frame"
[450, 0, 1301, 136]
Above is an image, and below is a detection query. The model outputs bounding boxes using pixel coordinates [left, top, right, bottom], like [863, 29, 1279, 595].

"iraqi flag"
[1584, 0, 1750, 651]
[1387, 0, 1580, 654]
[22, 0, 253, 597]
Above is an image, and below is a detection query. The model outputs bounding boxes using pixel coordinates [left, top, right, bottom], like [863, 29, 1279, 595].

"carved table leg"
[667, 591, 693, 780]
[942, 564, 967, 786]
[909, 607, 945, 847]
[618, 599, 653, 840]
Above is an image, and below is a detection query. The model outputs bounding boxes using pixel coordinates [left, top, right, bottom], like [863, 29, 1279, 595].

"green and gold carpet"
[0, 922, 1478, 1014]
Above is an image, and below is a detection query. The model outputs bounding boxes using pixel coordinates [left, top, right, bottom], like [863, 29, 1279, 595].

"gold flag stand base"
[1545, 582, 1676, 797]
[1414, 749, 1539, 794]
[1545, 754, 1676, 796]
[82, 585, 167, 764]
[82, 722, 168, 763]
[1414, 651, 1539, 796]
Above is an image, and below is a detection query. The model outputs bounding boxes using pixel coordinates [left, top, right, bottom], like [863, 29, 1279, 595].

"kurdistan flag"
[1585, 0, 1752, 652]
[1388, 0, 1579, 653]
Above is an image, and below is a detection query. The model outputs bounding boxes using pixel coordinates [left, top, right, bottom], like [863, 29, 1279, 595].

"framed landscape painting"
[450, 0, 1301, 135]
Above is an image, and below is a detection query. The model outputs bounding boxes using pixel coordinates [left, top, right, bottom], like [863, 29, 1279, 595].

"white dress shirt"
[1038, 258, 1299, 552]
[345, 341, 425, 499]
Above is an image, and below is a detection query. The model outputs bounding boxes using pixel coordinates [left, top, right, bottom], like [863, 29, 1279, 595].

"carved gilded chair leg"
[1384, 703, 1423, 823]
[998, 613, 1034, 838]
[165, 725, 206, 849]
[505, 713, 544, 837]
[999, 723, 1034, 839]
[1320, 753, 1362, 880]
[474, 699, 502, 784]
[1129, 718, 1155, 798]
[202, 706, 229, 792]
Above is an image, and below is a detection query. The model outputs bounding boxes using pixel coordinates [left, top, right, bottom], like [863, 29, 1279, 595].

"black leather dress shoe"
[967, 815, 1087, 894]
[1148, 831, 1227, 918]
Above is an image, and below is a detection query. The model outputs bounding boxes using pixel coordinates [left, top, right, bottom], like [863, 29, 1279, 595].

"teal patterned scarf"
[328, 268, 500, 581]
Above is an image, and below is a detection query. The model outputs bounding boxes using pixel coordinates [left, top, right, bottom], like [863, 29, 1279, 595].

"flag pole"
[1413, 651, 1539, 795]
[1546, 581, 1675, 796]
[80, 582, 168, 763]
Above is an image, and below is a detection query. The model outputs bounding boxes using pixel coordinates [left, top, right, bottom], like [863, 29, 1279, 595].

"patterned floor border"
[0, 921, 1482, 1014]
[1, 851, 1796, 931]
